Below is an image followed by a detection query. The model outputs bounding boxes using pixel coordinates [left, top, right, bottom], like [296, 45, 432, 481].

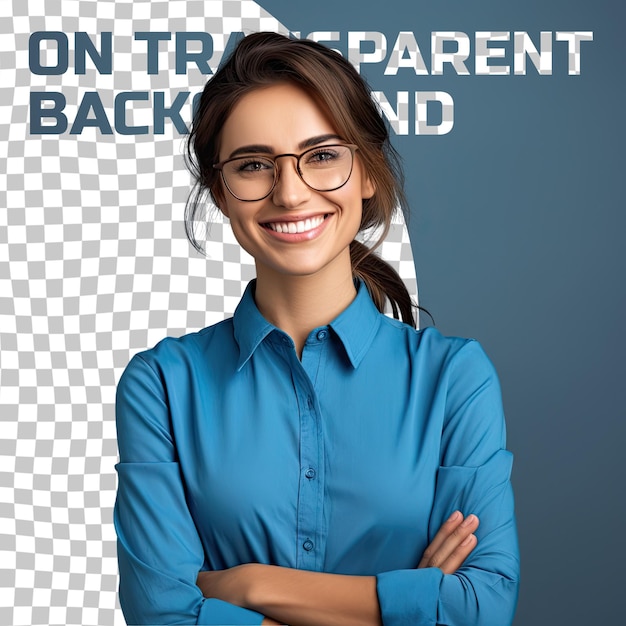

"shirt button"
[303, 540, 314, 552]
[305, 468, 316, 479]
[316, 330, 328, 341]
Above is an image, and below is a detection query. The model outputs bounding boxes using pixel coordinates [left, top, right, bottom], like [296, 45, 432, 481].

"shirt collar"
[329, 280, 382, 368]
[233, 279, 382, 370]
[233, 281, 276, 371]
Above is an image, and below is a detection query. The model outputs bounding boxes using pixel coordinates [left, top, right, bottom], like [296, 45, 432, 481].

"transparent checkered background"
[0, 1, 417, 624]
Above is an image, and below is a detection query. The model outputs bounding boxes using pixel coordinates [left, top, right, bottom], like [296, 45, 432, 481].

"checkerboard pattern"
[0, 2, 417, 624]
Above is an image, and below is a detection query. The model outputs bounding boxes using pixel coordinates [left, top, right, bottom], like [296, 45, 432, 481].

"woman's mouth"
[262, 214, 328, 234]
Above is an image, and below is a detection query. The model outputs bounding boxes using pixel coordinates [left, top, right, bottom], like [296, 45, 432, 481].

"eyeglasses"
[213, 143, 359, 202]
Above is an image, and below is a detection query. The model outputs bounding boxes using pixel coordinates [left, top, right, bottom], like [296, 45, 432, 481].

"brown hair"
[185, 32, 418, 327]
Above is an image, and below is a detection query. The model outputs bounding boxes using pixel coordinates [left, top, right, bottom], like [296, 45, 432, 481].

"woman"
[114, 32, 519, 626]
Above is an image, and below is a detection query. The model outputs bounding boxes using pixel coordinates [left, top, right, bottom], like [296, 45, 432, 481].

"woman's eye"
[236, 159, 272, 173]
[307, 149, 339, 165]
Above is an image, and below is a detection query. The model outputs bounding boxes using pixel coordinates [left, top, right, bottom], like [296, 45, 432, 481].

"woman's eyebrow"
[227, 144, 273, 159]
[298, 134, 343, 149]
[227, 134, 344, 159]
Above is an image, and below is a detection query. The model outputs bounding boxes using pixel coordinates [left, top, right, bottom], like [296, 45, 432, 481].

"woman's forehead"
[219, 83, 339, 156]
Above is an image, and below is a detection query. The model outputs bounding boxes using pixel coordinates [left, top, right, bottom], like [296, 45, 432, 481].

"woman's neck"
[254, 260, 357, 358]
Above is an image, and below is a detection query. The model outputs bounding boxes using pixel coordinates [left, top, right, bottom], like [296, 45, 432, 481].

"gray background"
[257, 0, 625, 624]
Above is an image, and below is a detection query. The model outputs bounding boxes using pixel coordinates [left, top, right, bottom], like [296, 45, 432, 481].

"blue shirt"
[114, 280, 519, 625]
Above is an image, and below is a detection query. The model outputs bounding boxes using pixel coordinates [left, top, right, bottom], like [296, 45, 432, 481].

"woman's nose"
[271, 157, 311, 208]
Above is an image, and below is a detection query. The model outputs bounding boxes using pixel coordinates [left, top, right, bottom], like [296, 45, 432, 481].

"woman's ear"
[361, 174, 376, 200]
[212, 186, 229, 218]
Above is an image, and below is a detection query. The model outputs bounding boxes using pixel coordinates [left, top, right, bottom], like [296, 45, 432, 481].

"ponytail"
[350, 240, 417, 328]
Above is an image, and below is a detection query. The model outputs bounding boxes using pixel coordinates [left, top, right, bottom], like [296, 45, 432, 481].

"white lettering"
[475, 32, 510, 75]
[431, 32, 470, 75]
[514, 31, 553, 75]
[347, 31, 387, 72]
[555, 31, 594, 75]
[384, 32, 428, 76]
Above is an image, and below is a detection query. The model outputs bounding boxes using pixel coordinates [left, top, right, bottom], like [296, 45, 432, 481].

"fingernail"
[447, 511, 460, 522]
[461, 514, 476, 527]
[461, 534, 474, 546]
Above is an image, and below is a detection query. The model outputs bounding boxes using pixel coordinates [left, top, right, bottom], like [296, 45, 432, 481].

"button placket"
[294, 339, 326, 570]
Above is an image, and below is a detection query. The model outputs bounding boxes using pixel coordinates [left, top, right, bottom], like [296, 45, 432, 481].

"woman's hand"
[194, 514, 477, 626]
[418, 511, 479, 574]
[196, 564, 256, 607]
[197, 564, 381, 626]
[197, 565, 283, 624]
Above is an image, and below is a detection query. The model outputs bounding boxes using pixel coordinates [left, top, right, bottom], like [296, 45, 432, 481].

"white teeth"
[267, 215, 325, 234]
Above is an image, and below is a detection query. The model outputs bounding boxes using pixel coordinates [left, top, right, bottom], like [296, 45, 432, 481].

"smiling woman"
[114, 32, 519, 626]
[211, 83, 373, 321]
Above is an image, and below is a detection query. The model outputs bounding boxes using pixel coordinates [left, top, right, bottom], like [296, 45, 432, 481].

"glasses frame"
[213, 143, 359, 202]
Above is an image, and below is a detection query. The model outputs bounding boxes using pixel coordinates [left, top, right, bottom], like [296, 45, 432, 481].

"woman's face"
[215, 82, 375, 281]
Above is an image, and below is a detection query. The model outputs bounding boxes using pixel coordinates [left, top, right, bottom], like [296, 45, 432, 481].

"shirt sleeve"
[376, 340, 520, 626]
[114, 353, 265, 625]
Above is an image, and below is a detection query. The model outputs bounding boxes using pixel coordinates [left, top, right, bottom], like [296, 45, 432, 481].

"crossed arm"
[116, 343, 518, 625]
[196, 511, 480, 626]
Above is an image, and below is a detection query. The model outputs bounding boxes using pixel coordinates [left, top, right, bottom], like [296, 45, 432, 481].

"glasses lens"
[222, 157, 275, 201]
[300, 145, 353, 191]
[220, 145, 355, 201]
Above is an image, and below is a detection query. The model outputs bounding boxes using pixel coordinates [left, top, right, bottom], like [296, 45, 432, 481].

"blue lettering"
[70, 92, 113, 134]
[30, 92, 68, 134]
[115, 92, 150, 135]
[75, 32, 112, 74]
[154, 91, 190, 134]
[175, 32, 213, 74]
[29, 32, 68, 75]
[218, 31, 245, 70]
[134, 32, 172, 74]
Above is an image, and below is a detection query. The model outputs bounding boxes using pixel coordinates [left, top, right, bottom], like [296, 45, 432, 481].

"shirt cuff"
[376, 567, 443, 626]
[197, 598, 265, 625]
